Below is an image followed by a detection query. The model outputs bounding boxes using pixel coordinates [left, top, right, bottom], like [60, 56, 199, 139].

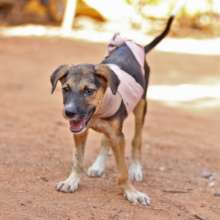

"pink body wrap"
[97, 33, 145, 118]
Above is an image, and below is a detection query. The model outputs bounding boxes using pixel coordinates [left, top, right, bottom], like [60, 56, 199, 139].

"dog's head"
[50, 64, 120, 134]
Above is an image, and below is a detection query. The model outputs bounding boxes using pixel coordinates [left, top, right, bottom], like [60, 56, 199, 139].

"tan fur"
[72, 131, 88, 174]
[132, 99, 147, 161]
[53, 64, 150, 205]
[90, 118, 129, 190]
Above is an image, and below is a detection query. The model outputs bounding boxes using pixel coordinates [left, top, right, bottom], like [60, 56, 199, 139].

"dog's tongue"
[69, 118, 86, 133]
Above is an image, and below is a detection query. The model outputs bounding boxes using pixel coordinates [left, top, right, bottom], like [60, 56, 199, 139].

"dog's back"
[102, 43, 146, 88]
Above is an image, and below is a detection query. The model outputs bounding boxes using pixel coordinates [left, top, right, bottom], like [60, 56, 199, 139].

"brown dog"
[50, 15, 175, 205]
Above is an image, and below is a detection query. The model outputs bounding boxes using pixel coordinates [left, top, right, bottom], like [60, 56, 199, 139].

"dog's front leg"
[110, 132, 150, 205]
[56, 131, 88, 193]
[87, 136, 110, 177]
[92, 118, 150, 205]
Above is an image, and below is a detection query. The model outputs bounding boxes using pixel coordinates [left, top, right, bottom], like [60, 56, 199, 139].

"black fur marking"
[50, 65, 69, 94]
[102, 43, 145, 89]
[144, 16, 175, 53]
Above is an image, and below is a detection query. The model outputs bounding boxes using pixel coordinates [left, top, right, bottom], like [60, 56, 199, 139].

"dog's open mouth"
[69, 108, 95, 133]
[69, 118, 87, 133]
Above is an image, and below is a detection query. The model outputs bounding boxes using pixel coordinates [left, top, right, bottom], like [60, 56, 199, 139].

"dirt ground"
[0, 37, 220, 220]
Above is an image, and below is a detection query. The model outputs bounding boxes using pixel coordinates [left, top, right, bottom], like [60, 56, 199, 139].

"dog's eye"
[83, 88, 95, 97]
[62, 86, 70, 92]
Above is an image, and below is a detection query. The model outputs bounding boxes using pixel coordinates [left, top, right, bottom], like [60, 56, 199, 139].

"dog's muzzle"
[68, 108, 95, 134]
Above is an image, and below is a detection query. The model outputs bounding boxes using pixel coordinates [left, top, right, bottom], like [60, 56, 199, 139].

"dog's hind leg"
[129, 99, 147, 182]
[87, 136, 110, 177]
[56, 131, 88, 193]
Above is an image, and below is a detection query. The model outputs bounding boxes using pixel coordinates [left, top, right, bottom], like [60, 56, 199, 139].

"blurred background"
[0, 0, 220, 38]
[1, 1, 220, 220]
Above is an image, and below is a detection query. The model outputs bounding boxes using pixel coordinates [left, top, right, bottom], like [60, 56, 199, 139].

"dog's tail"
[144, 0, 187, 53]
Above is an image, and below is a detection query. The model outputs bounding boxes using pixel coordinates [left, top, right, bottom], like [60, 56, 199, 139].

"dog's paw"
[124, 189, 150, 206]
[129, 162, 143, 182]
[87, 156, 106, 177]
[87, 164, 105, 177]
[56, 175, 80, 193]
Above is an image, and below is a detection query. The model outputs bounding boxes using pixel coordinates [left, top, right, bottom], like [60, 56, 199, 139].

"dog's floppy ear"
[95, 64, 120, 95]
[50, 65, 69, 94]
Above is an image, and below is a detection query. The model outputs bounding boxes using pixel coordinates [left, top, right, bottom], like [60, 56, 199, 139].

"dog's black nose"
[65, 110, 76, 118]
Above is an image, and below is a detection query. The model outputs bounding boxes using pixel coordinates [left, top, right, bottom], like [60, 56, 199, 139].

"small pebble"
[40, 176, 49, 182]
[214, 192, 220, 197]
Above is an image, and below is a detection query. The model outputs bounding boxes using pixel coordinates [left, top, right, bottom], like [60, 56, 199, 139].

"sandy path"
[0, 37, 220, 220]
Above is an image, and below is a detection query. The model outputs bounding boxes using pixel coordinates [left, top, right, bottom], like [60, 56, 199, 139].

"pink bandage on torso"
[97, 33, 145, 118]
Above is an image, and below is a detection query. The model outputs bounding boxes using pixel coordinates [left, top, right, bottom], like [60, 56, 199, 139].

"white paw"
[87, 161, 105, 177]
[124, 189, 150, 206]
[87, 166, 104, 177]
[129, 162, 144, 182]
[87, 156, 106, 177]
[56, 175, 80, 193]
